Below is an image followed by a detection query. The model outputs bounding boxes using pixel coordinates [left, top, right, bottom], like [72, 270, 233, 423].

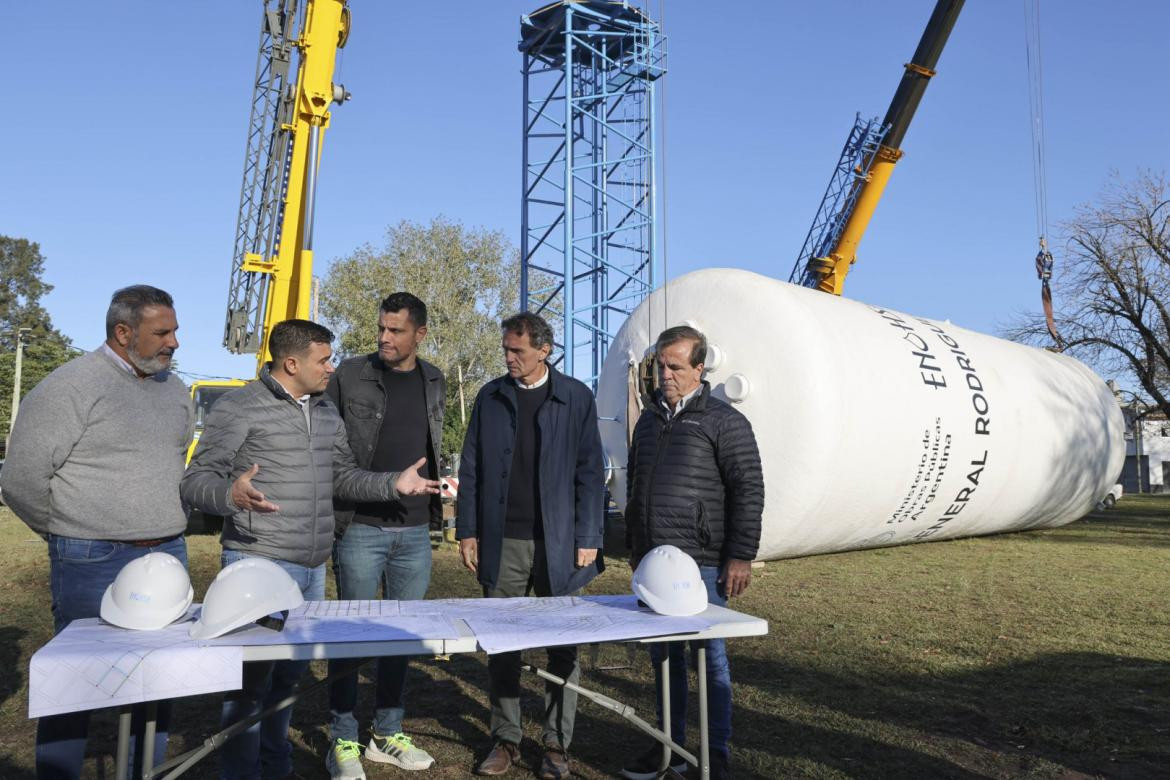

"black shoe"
[539, 738, 571, 779]
[620, 741, 688, 779]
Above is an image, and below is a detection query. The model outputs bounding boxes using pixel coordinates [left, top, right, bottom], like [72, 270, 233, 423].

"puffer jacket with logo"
[625, 382, 764, 566]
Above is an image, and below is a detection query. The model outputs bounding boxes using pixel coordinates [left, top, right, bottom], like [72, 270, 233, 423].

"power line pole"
[9, 327, 32, 438]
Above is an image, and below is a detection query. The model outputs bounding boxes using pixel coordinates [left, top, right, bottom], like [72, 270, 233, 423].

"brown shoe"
[539, 740, 570, 779]
[475, 741, 520, 776]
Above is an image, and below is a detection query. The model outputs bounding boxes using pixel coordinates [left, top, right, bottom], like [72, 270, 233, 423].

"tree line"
[0, 237, 77, 453]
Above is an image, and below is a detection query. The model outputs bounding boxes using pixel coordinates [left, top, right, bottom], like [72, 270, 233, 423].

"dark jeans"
[650, 565, 732, 758]
[37, 534, 187, 780]
[218, 550, 326, 780]
[328, 522, 432, 741]
[485, 538, 579, 749]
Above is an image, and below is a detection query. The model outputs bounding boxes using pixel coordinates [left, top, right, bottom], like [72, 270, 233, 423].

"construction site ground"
[0, 498, 1166, 779]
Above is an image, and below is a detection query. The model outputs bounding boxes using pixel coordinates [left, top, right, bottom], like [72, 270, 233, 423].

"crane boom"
[223, 0, 350, 373]
[794, 0, 963, 295]
[187, 0, 349, 465]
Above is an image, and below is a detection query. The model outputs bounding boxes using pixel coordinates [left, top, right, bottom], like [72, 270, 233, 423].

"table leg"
[659, 649, 672, 775]
[698, 643, 709, 780]
[153, 658, 365, 780]
[522, 660, 695, 769]
[142, 700, 158, 779]
[115, 706, 132, 780]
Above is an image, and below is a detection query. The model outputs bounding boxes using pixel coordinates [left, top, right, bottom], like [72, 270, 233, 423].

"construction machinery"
[187, 0, 351, 459]
[790, 0, 964, 295]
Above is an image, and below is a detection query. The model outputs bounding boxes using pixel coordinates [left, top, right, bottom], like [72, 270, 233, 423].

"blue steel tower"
[520, 1, 666, 388]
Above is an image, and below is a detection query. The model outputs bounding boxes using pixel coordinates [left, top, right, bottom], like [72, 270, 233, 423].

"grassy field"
[0, 498, 1167, 779]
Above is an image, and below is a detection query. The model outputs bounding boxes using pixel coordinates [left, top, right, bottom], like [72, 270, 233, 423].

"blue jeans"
[218, 550, 326, 780]
[650, 565, 732, 758]
[37, 534, 187, 780]
[328, 522, 432, 741]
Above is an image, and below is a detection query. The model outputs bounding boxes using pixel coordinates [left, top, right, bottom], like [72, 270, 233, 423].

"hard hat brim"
[632, 579, 708, 617]
[188, 590, 305, 640]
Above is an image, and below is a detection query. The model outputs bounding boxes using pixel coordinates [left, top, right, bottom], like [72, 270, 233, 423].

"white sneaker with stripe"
[364, 732, 435, 771]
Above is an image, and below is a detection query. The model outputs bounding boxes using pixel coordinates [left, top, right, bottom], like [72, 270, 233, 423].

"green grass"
[0, 498, 1167, 778]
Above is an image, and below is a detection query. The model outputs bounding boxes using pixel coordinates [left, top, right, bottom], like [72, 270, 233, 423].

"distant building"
[1119, 404, 1170, 493]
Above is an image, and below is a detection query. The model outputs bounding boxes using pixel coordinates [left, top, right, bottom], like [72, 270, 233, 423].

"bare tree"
[1005, 171, 1170, 417]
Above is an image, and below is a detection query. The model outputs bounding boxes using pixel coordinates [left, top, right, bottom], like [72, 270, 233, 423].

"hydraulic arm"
[222, 0, 350, 373]
[798, 0, 964, 295]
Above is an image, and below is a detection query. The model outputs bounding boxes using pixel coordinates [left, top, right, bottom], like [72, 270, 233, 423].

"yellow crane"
[791, 0, 964, 296]
[188, 0, 350, 460]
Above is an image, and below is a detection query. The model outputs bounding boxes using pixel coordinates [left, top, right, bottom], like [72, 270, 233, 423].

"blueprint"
[199, 600, 459, 647]
[404, 595, 712, 654]
[295, 599, 400, 618]
[29, 615, 242, 718]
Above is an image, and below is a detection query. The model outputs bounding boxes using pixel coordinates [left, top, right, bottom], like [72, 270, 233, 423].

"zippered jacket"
[181, 366, 399, 567]
[625, 382, 764, 566]
[455, 364, 605, 595]
[326, 353, 447, 537]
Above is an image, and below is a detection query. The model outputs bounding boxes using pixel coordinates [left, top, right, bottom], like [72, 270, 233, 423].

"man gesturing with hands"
[181, 319, 437, 780]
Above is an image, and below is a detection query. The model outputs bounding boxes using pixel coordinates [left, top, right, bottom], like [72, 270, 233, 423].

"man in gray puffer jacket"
[182, 319, 439, 780]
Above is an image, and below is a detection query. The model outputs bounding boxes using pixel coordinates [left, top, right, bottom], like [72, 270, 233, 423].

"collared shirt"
[661, 384, 701, 419]
[515, 364, 550, 390]
[97, 342, 141, 378]
[272, 376, 312, 433]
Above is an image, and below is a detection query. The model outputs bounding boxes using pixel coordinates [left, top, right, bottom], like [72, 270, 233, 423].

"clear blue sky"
[2, 1, 1167, 383]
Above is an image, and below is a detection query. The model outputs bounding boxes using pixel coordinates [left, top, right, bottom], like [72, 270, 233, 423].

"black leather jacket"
[326, 353, 447, 535]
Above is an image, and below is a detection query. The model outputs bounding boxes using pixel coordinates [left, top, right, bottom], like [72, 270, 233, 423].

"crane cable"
[1024, 0, 1063, 350]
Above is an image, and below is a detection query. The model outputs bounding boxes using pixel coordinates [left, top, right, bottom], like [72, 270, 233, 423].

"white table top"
[243, 600, 768, 661]
[29, 597, 769, 716]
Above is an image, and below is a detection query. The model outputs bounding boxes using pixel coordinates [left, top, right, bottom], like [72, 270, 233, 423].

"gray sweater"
[180, 367, 401, 567]
[1, 349, 194, 540]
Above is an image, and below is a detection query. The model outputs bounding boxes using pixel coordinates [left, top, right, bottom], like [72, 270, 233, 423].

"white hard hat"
[100, 552, 193, 630]
[189, 556, 305, 640]
[632, 545, 708, 617]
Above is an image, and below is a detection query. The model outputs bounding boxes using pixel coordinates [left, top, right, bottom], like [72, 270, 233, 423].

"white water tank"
[597, 268, 1125, 561]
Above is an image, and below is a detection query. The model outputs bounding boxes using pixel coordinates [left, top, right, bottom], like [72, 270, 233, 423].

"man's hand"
[459, 538, 479, 574]
[395, 457, 441, 496]
[231, 464, 279, 513]
[718, 558, 752, 598]
[576, 548, 597, 568]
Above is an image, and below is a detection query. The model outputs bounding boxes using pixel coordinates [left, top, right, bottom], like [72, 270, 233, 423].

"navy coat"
[455, 364, 605, 595]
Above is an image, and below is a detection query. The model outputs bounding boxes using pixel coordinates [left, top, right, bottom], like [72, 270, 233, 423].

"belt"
[126, 534, 182, 548]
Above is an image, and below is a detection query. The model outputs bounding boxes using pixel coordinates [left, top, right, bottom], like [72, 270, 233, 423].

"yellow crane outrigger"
[188, 0, 350, 461]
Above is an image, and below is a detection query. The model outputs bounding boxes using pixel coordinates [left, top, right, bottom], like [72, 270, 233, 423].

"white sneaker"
[326, 738, 366, 780]
[364, 732, 436, 771]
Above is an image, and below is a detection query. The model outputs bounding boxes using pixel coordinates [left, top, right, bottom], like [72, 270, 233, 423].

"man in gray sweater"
[181, 319, 438, 780]
[2, 284, 194, 780]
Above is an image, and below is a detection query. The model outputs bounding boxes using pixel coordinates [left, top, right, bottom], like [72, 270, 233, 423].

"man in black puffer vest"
[621, 325, 763, 780]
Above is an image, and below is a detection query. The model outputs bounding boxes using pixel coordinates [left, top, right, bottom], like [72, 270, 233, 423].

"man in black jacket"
[620, 325, 764, 780]
[456, 312, 605, 779]
[323, 293, 446, 779]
